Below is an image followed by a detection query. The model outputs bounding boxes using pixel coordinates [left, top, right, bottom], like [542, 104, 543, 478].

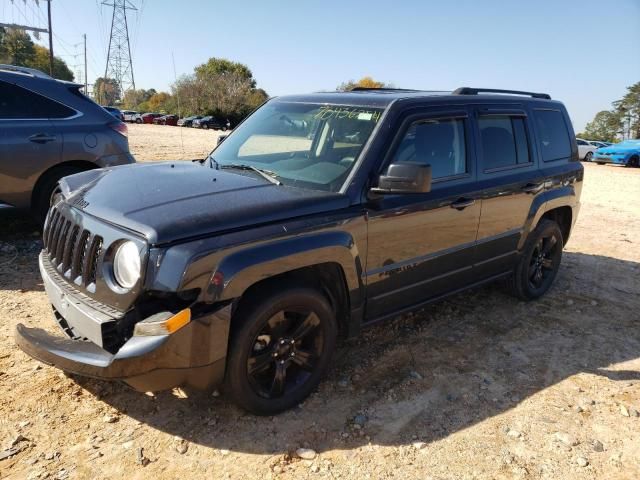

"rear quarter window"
[0, 80, 76, 119]
[533, 109, 572, 162]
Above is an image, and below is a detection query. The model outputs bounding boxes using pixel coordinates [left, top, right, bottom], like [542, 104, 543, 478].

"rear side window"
[0, 80, 75, 119]
[478, 115, 530, 170]
[533, 109, 572, 162]
[393, 118, 467, 179]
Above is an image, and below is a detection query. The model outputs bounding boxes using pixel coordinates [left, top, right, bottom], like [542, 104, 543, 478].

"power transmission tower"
[102, 0, 136, 99]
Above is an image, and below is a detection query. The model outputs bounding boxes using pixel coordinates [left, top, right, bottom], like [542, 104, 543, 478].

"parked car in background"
[103, 106, 124, 121]
[0, 64, 135, 222]
[587, 140, 609, 149]
[15, 86, 583, 414]
[122, 110, 138, 122]
[592, 140, 640, 167]
[177, 115, 202, 127]
[193, 116, 230, 130]
[134, 112, 162, 124]
[576, 138, 597, 162]
[153, 114, 178, 126]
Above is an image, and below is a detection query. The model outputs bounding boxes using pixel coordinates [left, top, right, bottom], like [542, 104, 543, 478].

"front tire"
[225, 287, 338, 415]
[628, 155, 640, 168]
[203, 123, 209, 130]
[584, 152, 593, 162]
[136, 118, 142, 124]
[508, 219, 563, 300]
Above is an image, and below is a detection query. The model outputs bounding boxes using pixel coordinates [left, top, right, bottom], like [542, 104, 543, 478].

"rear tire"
[135, 118, 142, 124]
[508, 219, 563, 300]
[32, 166, 86, 225]
[225, 287, 337, 415]
[203, 124, 209, 130]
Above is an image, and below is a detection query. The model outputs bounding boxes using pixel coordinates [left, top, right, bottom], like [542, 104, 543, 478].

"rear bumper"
[16, 254, 231, 391]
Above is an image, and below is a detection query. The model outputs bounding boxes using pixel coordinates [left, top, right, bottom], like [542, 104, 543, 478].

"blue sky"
[7, 0, 639, 131]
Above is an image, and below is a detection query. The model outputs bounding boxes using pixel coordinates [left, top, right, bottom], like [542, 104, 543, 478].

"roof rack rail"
[453, 87, 551, 100]
[0, 64, 52, 79]
[350, 87, 421, 92]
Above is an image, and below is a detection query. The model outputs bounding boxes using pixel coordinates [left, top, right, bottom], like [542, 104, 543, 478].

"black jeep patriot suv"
[16, 87, 583, 414]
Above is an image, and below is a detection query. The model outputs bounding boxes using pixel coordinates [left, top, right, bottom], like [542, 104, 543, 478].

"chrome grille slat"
[71, 230, 89, 280]
[54, 220, 71, 265]
[45, 205, 106, 289]
[49, 215, 66, 260]
[62, 225, 80, 273]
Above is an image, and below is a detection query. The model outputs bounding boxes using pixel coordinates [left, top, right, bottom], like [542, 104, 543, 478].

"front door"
[365, 110, 481, 321]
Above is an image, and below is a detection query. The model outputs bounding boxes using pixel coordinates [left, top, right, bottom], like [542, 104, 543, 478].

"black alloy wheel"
[225, 287, 337, 415]
[527, 234, 559, 291]
[508, 219, 563, 300]
[248, 309, 324, 399]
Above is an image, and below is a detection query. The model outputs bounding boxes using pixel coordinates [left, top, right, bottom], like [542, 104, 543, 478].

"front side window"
[479, 115, 530, 170]
[533, 109, 572, 162]
[0, 80, 75, 119]
[392, 118, 467, 179]
[213, 101, 383, 191]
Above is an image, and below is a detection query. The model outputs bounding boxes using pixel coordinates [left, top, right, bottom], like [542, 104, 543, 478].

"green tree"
[613, 82, 640, 139]
[337, 76, 390, 91]
[30, 45, 74, 81]
[94, 77, 120, 106]
[0, 28, 36, 65]
[194, 58, 256, 88]
[0, 28, 73, 80]
[582, 111, 622, 142]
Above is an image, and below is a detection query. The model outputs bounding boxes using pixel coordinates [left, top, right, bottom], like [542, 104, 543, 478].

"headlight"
[113, 241, 141, 289]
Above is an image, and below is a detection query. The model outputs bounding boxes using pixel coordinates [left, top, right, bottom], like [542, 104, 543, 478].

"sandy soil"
[1, 125, 639, 479]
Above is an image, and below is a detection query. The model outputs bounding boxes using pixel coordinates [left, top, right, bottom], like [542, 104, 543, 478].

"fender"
[520, 184, 579, 250]
[203, 230, 365, 307]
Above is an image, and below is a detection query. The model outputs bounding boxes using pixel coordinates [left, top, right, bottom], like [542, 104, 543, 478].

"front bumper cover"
[15, 317, 228, 391]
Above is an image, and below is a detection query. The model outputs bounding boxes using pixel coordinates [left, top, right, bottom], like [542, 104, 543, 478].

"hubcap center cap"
[274, 338, 296, 358]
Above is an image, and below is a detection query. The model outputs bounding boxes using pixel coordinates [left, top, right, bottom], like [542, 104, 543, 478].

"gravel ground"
[1, 125, 639, 479]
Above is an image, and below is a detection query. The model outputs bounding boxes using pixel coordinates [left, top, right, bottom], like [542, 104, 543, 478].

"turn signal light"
[133, 309, 191, 336]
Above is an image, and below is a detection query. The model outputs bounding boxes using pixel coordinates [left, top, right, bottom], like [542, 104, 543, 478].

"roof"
[275, 87, 555, 108]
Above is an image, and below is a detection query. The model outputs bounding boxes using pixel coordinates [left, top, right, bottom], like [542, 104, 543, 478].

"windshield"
[211, 101, 384, 191]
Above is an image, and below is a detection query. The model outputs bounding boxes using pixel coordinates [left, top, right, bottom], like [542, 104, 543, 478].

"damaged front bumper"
[15, 254, 231, 392]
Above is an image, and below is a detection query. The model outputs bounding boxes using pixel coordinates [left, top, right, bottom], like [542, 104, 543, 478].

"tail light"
[109, 122, 128, 138]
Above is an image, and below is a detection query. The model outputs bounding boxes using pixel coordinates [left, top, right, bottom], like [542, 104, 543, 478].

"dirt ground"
[1, 125, 639, 480]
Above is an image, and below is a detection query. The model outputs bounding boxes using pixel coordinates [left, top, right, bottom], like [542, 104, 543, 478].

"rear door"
[0, 80, 72, 209]
[365, 107, 481, 320]
[472, 106, 544, 279]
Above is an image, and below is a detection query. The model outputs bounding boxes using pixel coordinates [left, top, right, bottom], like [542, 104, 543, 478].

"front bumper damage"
[15, 254, 231, 392]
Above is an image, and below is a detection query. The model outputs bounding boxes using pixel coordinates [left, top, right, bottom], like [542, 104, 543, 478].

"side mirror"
[217, 134, 228, 145]
[371, 162, 432, 194]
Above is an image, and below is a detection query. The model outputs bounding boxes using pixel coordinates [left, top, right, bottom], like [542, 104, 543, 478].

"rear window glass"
[0, 80, 76, 119]
[479, 116, 530, 170]
[533, 109, 572, 162]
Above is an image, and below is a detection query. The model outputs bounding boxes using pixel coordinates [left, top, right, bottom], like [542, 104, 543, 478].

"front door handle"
[28, 133, 57, 144]
[521, 183, 544, 194]
[450, 197, 475, 210]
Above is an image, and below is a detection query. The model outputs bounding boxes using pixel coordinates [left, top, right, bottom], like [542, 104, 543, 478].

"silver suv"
[0, 65, 135, 222]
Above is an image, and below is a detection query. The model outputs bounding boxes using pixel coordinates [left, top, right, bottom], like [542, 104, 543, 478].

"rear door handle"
[450, 197, 475, 210]
[522, 183, 544, 194]
[28, 133, 57, 144]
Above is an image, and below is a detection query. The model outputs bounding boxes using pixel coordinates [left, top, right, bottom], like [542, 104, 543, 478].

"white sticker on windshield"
[358, 112, 373, 121]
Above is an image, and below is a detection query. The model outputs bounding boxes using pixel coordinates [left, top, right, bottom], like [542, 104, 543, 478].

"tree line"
[578, 82, 640, 142]
[0, 27, 74, 81]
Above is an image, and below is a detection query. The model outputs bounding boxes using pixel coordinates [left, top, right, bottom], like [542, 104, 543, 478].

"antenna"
[102, 0, 136, 99]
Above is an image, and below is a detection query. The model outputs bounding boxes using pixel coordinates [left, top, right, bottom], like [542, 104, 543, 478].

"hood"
[59, 162, 349, 245]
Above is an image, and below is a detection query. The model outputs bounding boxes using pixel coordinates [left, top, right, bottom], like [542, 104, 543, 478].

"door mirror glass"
[371, 162, 432, 194]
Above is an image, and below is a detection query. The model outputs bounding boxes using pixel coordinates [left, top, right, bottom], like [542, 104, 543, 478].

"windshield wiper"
[220, 163, 282, 186]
